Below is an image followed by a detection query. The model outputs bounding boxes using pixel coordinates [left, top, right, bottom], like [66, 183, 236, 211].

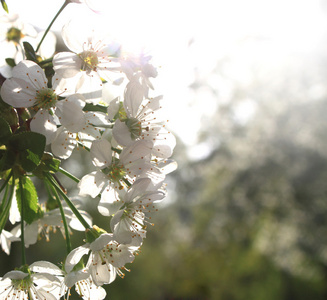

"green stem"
[38, 57, 53, 66]
[18, 176, 26, 266]
[36, 0, 70, 53]
[0, 170, 13, 195]
[46, 178, 72, 253]
[46, 173, 91, 230]
[58, 167, 80, 183]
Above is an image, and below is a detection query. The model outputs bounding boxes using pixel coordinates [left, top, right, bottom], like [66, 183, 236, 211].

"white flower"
[119, 51, 158, 90]
[20, 202, 92, 247]
[0, 14, 56, 78]
[112, 75, 176, 159]
[0, 13, 37, 77]
[108, 178, 166, 245]
[0, 60, 86, 144]
[64, 259, 106, 300]
[53, 20, 121, 104]
[0, 266, 61, 300]
[51, 110, 110, 159]
[66, 232, 137, 286]
[78, 139, 158, 200]
[30, 260, 106, 300]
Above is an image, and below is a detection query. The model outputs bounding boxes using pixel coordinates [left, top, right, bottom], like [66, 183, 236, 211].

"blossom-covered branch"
[0, 0, 176, 299]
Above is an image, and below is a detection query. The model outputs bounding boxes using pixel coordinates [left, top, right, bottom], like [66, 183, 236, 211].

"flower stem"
[0, 170, 13, 195]
[38, 57, 53, 66]
[46, 178, 72, 254]
[45, 173, 91, 230]
[18, 176, 27, 266]
[35, 0, 70, 53]
[58, 167, 80, 183]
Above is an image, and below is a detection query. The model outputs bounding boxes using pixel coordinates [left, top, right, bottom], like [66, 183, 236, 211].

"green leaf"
[23, 41, 37, 62]
[5, 58, 16, 67]
[0, 117, 12, 145]
[0, 0, 8, 13]
[9, 131, 46, 172]
[0, 150, 16, 172]
[16, 176, 39, 224]
[0, 183, 14, 234]
[33, 152, 61, 178]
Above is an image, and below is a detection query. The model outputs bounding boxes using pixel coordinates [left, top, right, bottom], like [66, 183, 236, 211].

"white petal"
[3, 270, 28, 280]
[98, 187, 122, 216]
[120, 140, 152, 164]
[109, 244, 135, 268]
[0, 77, 36, 107]
[30, 261, 65, 276]
[125, 178, 151, 202]
[88, 256, 116, 285]
[9, 189, 20, 224]
[69, 210, 93, 231]
[106, 97, 121, 120]
[12, 60, 47, 89]
[112, 119, 133, 146]
[51, 129, 77, 159]
[90, 233, 114, 252]
[30, 110, 57, 144]
[90, 139, 112, 168]
[53, 52, 82, 78]
[157, 159, 178, 175]
[85, 111, 110, 127]
[75, 71, 103, 104]
[24, 222, 38, 247]
[78, 171, 107, 198]
[56, 98, 86, 132]
[124, 78, 146, 117]
[65, 245, 90, 274]
[61, 20, 85, 53]
[0, 231, 12, 255]
[65, 270, 89, 288]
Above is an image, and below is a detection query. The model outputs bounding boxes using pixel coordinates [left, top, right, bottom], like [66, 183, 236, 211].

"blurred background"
[2, 0, 327, 299]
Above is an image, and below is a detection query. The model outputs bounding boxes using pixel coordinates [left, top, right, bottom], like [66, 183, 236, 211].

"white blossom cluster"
[0, 1, 176, 299]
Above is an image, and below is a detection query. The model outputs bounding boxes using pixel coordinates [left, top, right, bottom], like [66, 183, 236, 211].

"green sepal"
[9, 131, 46, 172]
[69, 257, 85, 273]
[0, 116, 12, 145]
[83, 103, 108, 114]
[33, 152, 61, 179]
[85, 225, 107, 244]
[0, 0, 8, 13]
[44, 66, 55, 88]
[16, 176, 41, 224]
[5, 58, 16, 67]
[23, 42, 37, 63]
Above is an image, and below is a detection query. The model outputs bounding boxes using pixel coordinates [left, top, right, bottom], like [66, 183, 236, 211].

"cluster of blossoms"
[0, 0, 176, 299]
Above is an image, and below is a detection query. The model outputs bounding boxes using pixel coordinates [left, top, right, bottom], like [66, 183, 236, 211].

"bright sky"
[6, 0, 327, 157]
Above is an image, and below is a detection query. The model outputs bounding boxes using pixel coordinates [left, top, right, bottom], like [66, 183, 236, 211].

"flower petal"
[65, 245, 90, 274]
[90, 139, 112, 168]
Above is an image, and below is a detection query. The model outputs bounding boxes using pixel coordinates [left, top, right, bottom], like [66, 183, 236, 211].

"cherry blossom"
[0, 60, 86, 143]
